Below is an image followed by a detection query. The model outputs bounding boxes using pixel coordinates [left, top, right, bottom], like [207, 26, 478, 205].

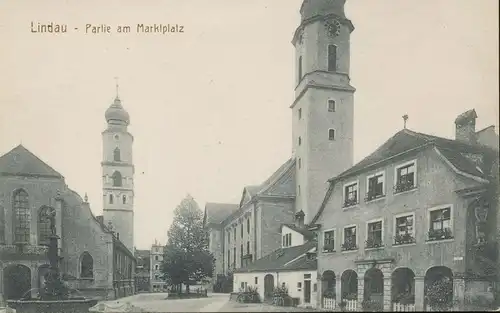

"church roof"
[204, 203, 239, 226]
[245, 158, 296, 199]
[234, 240, 316, 273]
[105, 96, 130, 125]
[0, 144, 64, 178]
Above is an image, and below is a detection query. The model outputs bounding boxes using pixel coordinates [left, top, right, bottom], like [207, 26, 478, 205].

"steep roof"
[234, 240, 316, 273]
[281, 224, 316, 241]
[204, 203, 239, 226]
[310, 128, 498, 225]
[0, 144, 64, 178]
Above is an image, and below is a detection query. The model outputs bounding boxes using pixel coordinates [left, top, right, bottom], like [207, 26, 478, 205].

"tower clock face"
[325, 19, 341, 38]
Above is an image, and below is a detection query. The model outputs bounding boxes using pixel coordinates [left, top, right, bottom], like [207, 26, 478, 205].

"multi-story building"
[312, 110, 499, 311]
[135, 249, 151, 292]
[150, 240, 166, 292]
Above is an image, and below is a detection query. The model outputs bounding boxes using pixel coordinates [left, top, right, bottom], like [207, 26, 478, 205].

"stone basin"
[89, 301, 146, 312]
[6, 299, 98, 313]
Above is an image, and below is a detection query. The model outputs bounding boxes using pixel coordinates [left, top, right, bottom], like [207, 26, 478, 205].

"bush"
[426, 278, 453, 311]
[237, 285, 261, 303]
[361, 299, 384, 312]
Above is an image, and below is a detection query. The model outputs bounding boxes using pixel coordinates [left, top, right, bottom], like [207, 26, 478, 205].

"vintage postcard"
[0, 0, 498, 312]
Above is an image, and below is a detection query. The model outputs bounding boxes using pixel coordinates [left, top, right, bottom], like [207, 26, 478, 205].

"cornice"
[291, 81, 356, 109]
[292, 13, 354, 46]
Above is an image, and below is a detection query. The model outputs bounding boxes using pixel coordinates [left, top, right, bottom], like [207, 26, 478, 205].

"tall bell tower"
[291, 0, 356, 224]
[102, 87, 135, 253]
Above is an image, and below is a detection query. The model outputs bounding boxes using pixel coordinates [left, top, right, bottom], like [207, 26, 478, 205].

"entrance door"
[304, 280, 311, 303]
[264, 274, 274, 301]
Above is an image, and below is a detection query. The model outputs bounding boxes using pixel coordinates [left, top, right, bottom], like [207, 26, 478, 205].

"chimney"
[454, 109, 478, 143]
[294, 210, 305, 228]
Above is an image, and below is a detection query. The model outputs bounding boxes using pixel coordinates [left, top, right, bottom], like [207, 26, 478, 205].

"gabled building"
[312, 110, 499, 311]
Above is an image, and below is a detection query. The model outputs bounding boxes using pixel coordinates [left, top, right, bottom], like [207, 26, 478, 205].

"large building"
[203, 0, 355, 305]
[0, 94, 137, 301]
[150, 240, 166, 292]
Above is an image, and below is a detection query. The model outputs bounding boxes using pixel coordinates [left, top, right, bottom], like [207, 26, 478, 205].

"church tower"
[291, 0, 355, 224]
[102, 92, 135, 253]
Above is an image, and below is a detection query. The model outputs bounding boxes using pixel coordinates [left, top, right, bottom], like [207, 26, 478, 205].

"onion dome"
[300, 0, 347, 21]
[105, 96, 130, 125]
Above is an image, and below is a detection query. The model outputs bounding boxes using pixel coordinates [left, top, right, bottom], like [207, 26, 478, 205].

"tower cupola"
[300, 0, 346, 21]
[105, 97, 130, 125]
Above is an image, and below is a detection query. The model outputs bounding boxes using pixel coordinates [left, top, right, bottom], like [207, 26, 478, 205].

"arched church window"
[328, 44, 337, 72]
[13, 189, 30, 244]
[112, 171, 123, 187]
[0, 203, 5, 244]
[80, 251, 94, 278]
[38, 206, 53, 245]
[109, 194, 114, 204]
[328, 128, 335, 141]
[122, 195, 127, 204]
[114, 147, 121, 162]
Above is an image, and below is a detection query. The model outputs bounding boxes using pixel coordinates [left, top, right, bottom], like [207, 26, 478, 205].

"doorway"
[304, 279, 311, 303]
[264, 274, 274, 301]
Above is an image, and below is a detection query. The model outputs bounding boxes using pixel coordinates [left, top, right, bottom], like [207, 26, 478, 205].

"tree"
[161, 194, 215, 293]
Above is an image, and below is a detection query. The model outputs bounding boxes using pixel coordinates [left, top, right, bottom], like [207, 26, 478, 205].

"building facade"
[150, 241, 166, 292]
[313, 112, 500, 311]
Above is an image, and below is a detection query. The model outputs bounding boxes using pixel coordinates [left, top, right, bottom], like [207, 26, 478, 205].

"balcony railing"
[341, 241, 358, 251]
[427, 228, 453, 242]
[343, 198, 358, 208]
[394, 180, 416, 193]
[393, 233, 416, 245]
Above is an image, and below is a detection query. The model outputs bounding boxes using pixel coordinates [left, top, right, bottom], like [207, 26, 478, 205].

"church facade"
[0, 95, 137, 301]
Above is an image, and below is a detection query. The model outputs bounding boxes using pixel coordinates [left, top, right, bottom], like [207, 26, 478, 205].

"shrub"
[361, 299, 384, 312]
[425, 278, 453, 310]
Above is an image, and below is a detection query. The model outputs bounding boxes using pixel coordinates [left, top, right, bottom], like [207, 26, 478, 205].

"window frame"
[394, 159, 418, 194]
[328, 128, 336, 141]
[13, 189, 30, 244]
[393, 211, 416, 246]
[327, 99, 336, 112]
[426, 204, 454, 242]
[365, 218, 384, 249]
[366, 171, 386, 201]
[298, 108, 302, 120]
[322, 228, 336, 252]
[341, 224, 358, 251]
[327, 44, 338, 72]
[343, 180, 359, 208]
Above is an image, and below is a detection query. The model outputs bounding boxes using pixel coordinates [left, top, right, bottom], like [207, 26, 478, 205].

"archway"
[391, 268, 415, 304]
[364, 268, 384, 304]
[3, 264, 32, 300]
[341, 269, 358, 300]
[424, 266, 453, 311]
[321, 270, 336, 299]
[263, 274, 274, 301]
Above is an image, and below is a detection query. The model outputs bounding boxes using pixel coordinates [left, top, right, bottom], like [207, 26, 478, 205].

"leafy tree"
[161, 194, 215, 293]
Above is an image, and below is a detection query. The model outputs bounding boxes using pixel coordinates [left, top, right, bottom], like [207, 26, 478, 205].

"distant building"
[313, 110, 500, 311]
[135, 249, 150, 292]
[150, 240, 166, 292]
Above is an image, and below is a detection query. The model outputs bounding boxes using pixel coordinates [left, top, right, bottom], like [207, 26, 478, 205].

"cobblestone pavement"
[217, 301, 317, 312]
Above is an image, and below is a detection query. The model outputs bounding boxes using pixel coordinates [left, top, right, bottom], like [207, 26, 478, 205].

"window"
[246, 241, 250, 255]
[233, 247, 236, 265]
[298, 137, 302, 146]
[227, 249, 230, 268]
[122, 195, 127, 204]
[395, 161, 416, 193]
[228, 231, 231, 244]
[38, 206, 52, 246]
[328, 128, 335, 141]
[298, 282, 302, 290]
[366, 172, 385, 201]
[299, 158, 302, 169]
[13, 189, 30, 244]
[255, 277, 258, 284]
[155, 274, 159, 280]
[323, 229, 335, 252]
[328, 99, 336, 112]
[282, 233, 292, 247]
[394, 213, 416, 245]
[343, 182, 358, 207]
[155, 255, 158, 261]
[240, 244, 243, 262]
[298, 185, 301, 196]
[241, 224, 243, 238]
[112, 171, 123, 187]
[0, 203, 4, 244]
[298, 56, 303, 82]
[247, 218, 250, 233]
[298, 108, 302, 120]
[109, 194, 114, 204]
[313, 283, 317, 292]
[366, 220, 383, 248]
[116, 232, 120, 240]
[327, 44, 337, 72]
[233, 228, 236, 240]
[342, 225, 357, 251]
[80, 252, 94, 278]
[155, 264, 159, 270]
[428, 206, 453, 241]
[114, 147, 121, 162]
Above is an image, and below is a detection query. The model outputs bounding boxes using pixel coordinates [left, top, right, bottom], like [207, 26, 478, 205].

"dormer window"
[366, 172, 385, 201]
[282, 233, 292, 247]
[343, 182, 358, 207]
[395, 161, 417, 193]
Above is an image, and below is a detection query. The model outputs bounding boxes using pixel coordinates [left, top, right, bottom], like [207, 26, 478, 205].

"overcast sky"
[0, 0, 498, 250]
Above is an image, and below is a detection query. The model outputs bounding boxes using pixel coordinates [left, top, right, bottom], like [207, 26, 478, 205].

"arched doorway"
[321, 270, 336, 309]
[424, 266, 453, 311]
[263, 274, 274, 301]
[391, 268, 415, 305]
[341, 270, 358, 301]
[3, 264, 32, 300]
[364, 268, 384, 305]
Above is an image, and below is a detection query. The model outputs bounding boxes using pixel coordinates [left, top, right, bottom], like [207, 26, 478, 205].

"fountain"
[6, 206, 98, 313]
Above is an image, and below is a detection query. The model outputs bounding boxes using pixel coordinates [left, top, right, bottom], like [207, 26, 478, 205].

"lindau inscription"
[30, 22, 185, 34]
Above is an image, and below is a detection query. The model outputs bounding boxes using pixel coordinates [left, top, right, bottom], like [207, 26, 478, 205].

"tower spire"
[114, 77, 120, 99]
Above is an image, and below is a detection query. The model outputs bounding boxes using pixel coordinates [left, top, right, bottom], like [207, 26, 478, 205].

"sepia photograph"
[0, 0, 498, 312]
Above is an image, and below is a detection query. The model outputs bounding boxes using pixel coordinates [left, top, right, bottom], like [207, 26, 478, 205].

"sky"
[0, 0, 498, 250]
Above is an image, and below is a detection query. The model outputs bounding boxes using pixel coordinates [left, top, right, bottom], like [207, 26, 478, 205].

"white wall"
[281, 225, 305, 247]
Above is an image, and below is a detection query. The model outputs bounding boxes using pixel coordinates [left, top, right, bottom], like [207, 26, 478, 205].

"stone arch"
[340, 269, 358, 300]
[112, 171, 123, 187]
[424, 266, 453, 310]
[3, 264, 32, 300]
[321, 270, 336, 299]
[364, 267, 384, 303]
[80, 251, 94, 279]
[391, 267, 415, 304]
